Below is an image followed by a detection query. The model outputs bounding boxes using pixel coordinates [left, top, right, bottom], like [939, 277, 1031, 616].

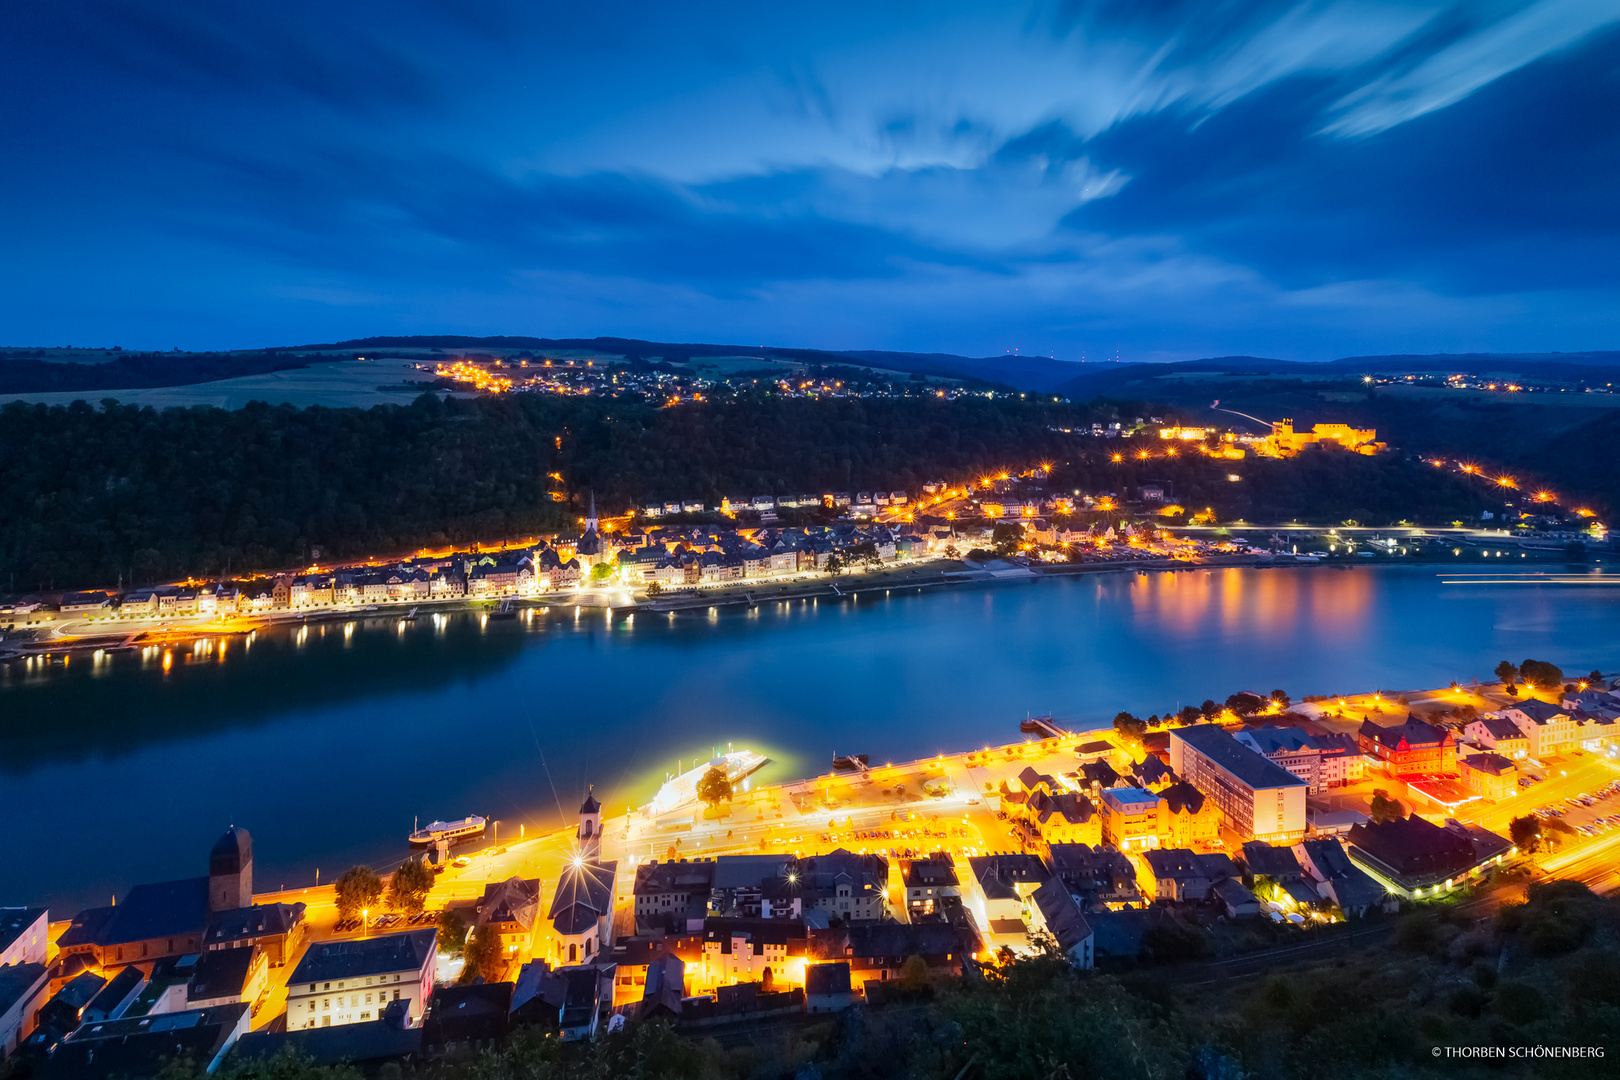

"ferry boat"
[408, 815, 487, 847]
[646, 749, 768, 816]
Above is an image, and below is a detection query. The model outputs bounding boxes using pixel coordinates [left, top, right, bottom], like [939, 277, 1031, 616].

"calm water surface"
[2, 565, 1616, 913]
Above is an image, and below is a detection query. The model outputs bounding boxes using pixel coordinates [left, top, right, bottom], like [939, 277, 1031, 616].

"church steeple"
[577, 787, 602, 860]
[585, 490, 598, 534]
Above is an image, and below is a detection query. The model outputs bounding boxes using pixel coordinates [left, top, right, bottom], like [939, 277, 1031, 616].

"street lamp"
[362, 908, 369, 937]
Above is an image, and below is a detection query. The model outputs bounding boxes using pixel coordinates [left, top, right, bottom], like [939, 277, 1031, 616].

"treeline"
[0, 394, 1119, 590]
[0, 393, 1499, 591]
[151, 880, 1619, 1080]
[0, 350, 329, 394]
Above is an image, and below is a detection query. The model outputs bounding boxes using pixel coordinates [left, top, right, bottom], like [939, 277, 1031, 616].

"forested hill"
[0, 393, 1505, 592]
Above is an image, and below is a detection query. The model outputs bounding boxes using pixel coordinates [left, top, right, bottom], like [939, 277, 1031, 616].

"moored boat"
[408, 814, 487, 846]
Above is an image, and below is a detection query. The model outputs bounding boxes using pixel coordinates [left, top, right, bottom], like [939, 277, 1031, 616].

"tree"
[1178, 705, 1202, 724]
[696, 765, 733, 808]
[1495, 660, 1519, 686]
[825, 553, 845, 575]
[334, 866, 382, 921]
[992, 521, 1024, 556]
[1199, 699, 1220, 720]
[437, 908, 467, 956]
[460, 922, 505, 984]
[1519, 659, 1564, 689]
[1369, 789, 1407, 824]
[899, 954, 931, 991]
[590, 562, 613, 582]
[1225, 692, 1265, 716]
[1112, 712, 1147, 742]
[1269, 689, 1291, 709]
[644, 580, 664, 598]
[1589, 670, 1604, 685]
[1509, 815, 1542, 853]
[386, 857, 434, 915]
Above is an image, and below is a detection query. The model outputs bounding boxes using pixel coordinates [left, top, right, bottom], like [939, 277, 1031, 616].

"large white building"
[286, 929, 437, 1029]
[1169, 725, 1308, 842]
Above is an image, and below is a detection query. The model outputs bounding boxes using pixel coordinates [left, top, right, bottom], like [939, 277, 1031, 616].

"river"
[2, 564, 1615, 914]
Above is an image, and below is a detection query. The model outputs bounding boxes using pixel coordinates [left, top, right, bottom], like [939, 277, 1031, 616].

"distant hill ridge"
[4, 334, 1617, 396]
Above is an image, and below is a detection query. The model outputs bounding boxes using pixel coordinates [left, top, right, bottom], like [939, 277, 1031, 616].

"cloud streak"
[0, 1, 1615, 358]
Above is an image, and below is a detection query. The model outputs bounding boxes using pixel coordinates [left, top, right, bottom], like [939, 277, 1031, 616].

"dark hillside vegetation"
[138, 881, 1618, 1080]
[0, 393, 1519, 590]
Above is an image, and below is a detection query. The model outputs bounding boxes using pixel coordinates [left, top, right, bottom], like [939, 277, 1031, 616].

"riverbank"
[0, 552, 1323, 660]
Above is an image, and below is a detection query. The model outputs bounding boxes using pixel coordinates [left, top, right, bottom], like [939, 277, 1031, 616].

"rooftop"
[1172, 725, 1308, 790]
[288, 929, 437, 984]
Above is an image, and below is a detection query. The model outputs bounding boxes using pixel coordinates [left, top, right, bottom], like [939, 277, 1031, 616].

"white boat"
[408, 815, 487, 846]
[646, 750, 768, 816]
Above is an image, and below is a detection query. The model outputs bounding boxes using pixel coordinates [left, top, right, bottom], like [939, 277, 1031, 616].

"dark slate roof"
[805, 962, 852, 996]
[634, 861, 716, 896]
[86, 964, 144, 1017]
[1080, 760, 1121, 788]
[56, 907, 116, 952]
[188, 947, 254, 1003]
[426, 983, 513, 1043]
[1297, 838, 1357, 879]
[1240, 842, 1302, 879]
[1359, 716, 1453, 750]
[1477, 712, 1522, 738]
[1017, 766, 1056, 791]
[1461, 752, 1516, 776]
[47, 1003, 249, 1080]
[0, 906, 47, 955]
[234, 1016, 421, 1067]
[967, 854, 1052, 902]
[903, 856, 959, 889]
[477, 878, 541, 930]
[579, 789, 602, 815]
[98, 878, 210, 947]
[548, 861, 616, 935]
[1509, 699, 1567, 723]
[1158, 781, 1206, 816]
[1030, 881, 1092, 954]
[205, 903, 305, 947]
[209, 828, 252, 877]
[1347, 817, 1474, 877]
[1171, 725, 1308, 790]
[1237, 725, 1313, 755]
[1130, 755, 1175, 786]
[288, 929, 437, 984]
[0, 963, 48, 1020]
[52, 972, 109, 1012]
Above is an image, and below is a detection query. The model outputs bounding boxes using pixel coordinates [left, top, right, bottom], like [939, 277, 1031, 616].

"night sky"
[3, 1, 1617, 359]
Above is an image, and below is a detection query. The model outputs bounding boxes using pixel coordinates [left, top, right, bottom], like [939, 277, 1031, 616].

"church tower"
[585, 490, 599, 535]
[209, 826, 253, 913]
[577, 788, 602, 861]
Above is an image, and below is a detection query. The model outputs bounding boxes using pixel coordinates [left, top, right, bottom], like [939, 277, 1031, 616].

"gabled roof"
[1359, 716, 1453, 750]
[1158, 781, 1206, 816]
[1471, 716, 1524, 740]
[1460, 752, 1515, 776]
[289, 929, 437, 984]
[1507, 699, 1567, 724]
[1030, 880, 1092, 954]
[548, 860, 617, 935]
[1240, 842, 1301, 879]
[205, 902, 305, 946]
[188, 946, 255, 1003]
[98, 878, 210, 947]
[1172, 725, 1309, 790]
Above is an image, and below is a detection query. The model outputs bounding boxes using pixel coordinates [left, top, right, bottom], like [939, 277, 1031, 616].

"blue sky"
[2, 1, 1616, 359]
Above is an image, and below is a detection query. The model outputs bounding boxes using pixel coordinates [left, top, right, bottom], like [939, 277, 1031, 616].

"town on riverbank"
[3, 662, 1617, 1074]
[3, 456, 1607, 663]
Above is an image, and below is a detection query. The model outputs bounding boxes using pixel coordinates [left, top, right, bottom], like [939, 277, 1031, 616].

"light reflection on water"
[0, 564, 1614, 912]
